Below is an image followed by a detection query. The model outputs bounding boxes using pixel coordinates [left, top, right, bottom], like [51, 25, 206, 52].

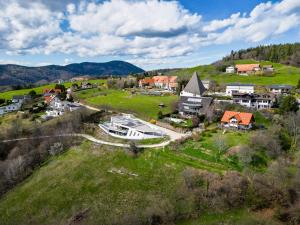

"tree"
[213, 135, 228, 155]
[0, 98, 5, 105]
[28, 90, 37, 99]
[279, 95, 299, 114]
[157, 111, 163, 119]
[297, 79, 300, 89]
[54, 84, 66, 92]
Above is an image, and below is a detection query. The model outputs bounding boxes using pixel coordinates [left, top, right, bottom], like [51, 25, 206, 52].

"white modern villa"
[226, 83, 255, 96]
[99, 114, 165, 140]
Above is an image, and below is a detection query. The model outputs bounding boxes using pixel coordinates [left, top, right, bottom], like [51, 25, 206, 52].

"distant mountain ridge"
[0, 61, 144, 86]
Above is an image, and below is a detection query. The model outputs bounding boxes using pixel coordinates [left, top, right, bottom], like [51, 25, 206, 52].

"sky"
[0, 0, 299, 70]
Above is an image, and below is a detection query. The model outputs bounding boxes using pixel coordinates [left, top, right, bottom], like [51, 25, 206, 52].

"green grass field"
[0, 79, 106, 100]
[76, 89, 178, 119]
[0, 140, 244, 225]
[171, 60, 300, 86]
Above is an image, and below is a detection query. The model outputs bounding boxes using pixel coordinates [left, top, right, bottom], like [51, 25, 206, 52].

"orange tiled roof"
[44, 95, 55, 104]
[221, 111, 254, 126]
[43, 88, 62, 94]
[236, 64, 260, 72]
[140, 78, 154, 84]
[152, 75, 178, 84]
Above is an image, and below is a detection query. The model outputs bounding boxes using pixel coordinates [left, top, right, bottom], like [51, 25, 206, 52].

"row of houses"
[226, 64, 274, 75]
[0, 95, 31, 116]
[226, 83, 292, 95]
[139, 76, 178, 91]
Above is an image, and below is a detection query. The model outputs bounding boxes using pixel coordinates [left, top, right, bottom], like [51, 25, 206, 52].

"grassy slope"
[0, 79, 106, 100]
[0, 140, 240, 225]
[76, 89, 178, 119]
[0, 142, 184, 225]
[170, 60, 300, 86]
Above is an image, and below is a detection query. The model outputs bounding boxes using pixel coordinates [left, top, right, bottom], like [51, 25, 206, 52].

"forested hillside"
[220, 43, 300, 67]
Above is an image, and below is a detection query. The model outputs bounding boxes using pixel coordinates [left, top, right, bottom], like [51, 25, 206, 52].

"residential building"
[232, 93, 275, 109]
[44, 96, 81, 118]
[139, 76, 178, 91]
[221, 111, 254, 129]
[225, 66, 236, 73]
[70, 76, 89, 82]
[179, 72, 213, 117]
[202, 80, 211, 90]
[236, 64, 260, 74]
[99, 114, 165, 140]
[81, 82, 93, 89]
[43, 88, 62, 96]
[139, 78, 154, 88]
[226, 83, 255, 96]
[0, 103, 22, 116]
[268, 85, 293, 94]
[262, 65, 274, 72]
[12, 95, 31, 104]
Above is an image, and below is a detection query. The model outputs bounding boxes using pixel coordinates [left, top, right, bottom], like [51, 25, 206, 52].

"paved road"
[0, 133, 173, 148]
[1, 103, 190, 148]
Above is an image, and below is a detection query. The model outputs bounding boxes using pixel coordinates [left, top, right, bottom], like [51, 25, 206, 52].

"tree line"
[221, 43, 300, 67]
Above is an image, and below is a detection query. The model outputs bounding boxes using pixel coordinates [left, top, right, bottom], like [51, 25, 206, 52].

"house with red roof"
[235, 64, 261, 75]
[139, 75, 178, 91]
[221, 111, 254, 130]
[139, 78, 155, 88]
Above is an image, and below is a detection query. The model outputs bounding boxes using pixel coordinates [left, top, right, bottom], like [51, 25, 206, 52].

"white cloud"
[0, 1, 63, 53]
[204, 0, 300, 44]
[0, 0, 299, 68]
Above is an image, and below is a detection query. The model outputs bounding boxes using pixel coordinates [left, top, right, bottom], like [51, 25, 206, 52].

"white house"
[225, 66, 235, 73]
[268, 85, 292, 94]
[44, 96, 81, 118]
[99, 114, 165, 140]
[0, 103, 22, 116]
[226, 83, 255, 96]
[232, 93, 275, 110]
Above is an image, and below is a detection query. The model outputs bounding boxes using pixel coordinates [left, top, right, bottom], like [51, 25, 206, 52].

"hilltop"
[168, 59, 300, 86]
[0, 61, 144, 87]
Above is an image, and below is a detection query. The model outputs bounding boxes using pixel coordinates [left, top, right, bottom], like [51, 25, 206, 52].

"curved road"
[1, 103, 189, 148]
[0, 133, 174, 148]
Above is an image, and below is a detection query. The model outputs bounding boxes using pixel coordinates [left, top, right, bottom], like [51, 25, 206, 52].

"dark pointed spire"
[183, 72, 206, 96]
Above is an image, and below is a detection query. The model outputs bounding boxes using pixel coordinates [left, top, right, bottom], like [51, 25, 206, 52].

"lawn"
[171, 60, 300, 86]
[76, 89, 178, 119]
[0, 79, 106, 100]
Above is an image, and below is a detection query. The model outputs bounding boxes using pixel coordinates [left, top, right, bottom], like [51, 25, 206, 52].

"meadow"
[171, 60, 300, 86]
[0, 79, 106, 100]
[76, 89, 178, 119]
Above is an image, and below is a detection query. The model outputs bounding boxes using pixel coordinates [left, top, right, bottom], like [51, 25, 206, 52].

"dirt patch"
[226, 145, 243, 156]
[68, 208, 90, 225]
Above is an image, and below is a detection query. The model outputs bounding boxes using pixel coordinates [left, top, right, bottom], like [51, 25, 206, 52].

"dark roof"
[226, 83, 255, 87]
[268, 85, 293, 89]
[232, 93, 275, 100]
[12, 95, 30, 100]
[183, 72, 206, 96]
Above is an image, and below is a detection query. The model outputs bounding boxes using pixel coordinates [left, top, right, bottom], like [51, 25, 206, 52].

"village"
[0, 62, 299, 144]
